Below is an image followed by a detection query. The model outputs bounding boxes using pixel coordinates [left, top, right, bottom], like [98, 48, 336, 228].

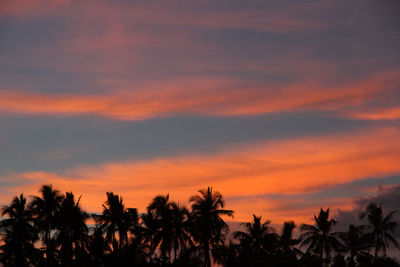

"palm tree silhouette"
[148, 194, 174, 263]
[95, 192, 138, 266]
[56, 192, 89, 267]
[2, 184, 400, 267]
[233, 214, 278, 256]
[278, 221, 302, 258]
[360, 203, 399, 261]
[300, 208, 342, 266]
[337, 224, 369, 267]
[87, 226, 110, 266]
[0, 194, 40, 267]
[30, 184, 64, 267]
[170, 202, 194, 262]
[140, 209, 159, 263]
[189, 187, 233, 267]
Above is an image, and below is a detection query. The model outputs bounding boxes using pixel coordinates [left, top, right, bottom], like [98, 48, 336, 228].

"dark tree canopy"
[0, 185, 398, 267]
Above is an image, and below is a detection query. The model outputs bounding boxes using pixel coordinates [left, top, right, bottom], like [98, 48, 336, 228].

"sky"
[0, 0, 400, 225]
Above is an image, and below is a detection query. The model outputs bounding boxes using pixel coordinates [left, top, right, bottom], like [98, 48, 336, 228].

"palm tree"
[278, 221, 301, 258]
[360, 203, 399, 261]
[189, 187, 233, 267]
[87, 226, 110, 266]
[95, 192, 138, 266]
[300, 208, 342, 266]
[148, 194, 174, 263]
[140, 209, 159, 263]
[213, 240, 242, 267]
[337, 224, 369, 267]
[0, 194, 40, 267]
[30, 184, 64, 267]
[233, 214, 278, 255]
[56, 192, 89, 267]
[127, 223, 147, 265]
[170, 202, 194, 262]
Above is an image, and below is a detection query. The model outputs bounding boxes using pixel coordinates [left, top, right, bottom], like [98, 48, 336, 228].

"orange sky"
[3, 127, 399, 223]
[0, 71, 399, 120]
[1, 0, 400, 227]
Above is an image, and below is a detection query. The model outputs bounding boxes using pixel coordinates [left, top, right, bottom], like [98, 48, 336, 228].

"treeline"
[0, 185, 399, 267]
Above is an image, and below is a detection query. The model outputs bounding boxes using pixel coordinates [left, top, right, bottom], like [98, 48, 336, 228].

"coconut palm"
[140, 210, 158, 263]
[360, 203, 399, 261]
[95, 192, 138, 266]
[126, 223, 148, 265]
[233, 214, 278, 255]
[87, 226, 110, 266]
[300, 208, 342, 265]
[148, 194, 174, 263]
[278, 221, 302, 257]
[189, 187, 233, 267]
[170, 202, 194, 262]
[56, 192, 89, 267]
[337, 224, 369, 267]
[213, 240, 242, 267]
[30, 184, 64, 267]
[0, 194, 40, 267]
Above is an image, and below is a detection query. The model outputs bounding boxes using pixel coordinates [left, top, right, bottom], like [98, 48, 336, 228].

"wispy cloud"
[1, 0, 330, 33]
[2, 126, 399, 221]
[1, 71, 399, 120]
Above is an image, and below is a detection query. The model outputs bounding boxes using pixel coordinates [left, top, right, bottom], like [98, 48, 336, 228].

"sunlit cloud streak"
[2, 127, 400, 222]
[0, 71, 399, 120]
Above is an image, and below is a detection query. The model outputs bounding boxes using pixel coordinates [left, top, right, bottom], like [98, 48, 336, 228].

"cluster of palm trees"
[0, 184, 398, 267]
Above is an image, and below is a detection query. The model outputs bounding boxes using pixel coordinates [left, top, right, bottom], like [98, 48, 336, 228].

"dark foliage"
[0, 185, 399, 267]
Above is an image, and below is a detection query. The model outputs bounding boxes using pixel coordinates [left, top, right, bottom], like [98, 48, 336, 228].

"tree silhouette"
[87, 226, 110, 266]
[337, 224, 369, 267]
[1, 184, 399, 267]
[56, 192, 89, 267]
[213, 240, 242, 267]
[94, 192, 139, 266]
[233, 214, 278, 256]
[170, 202, 194, 262]
[0, 194, 40, 267]
[278, 221, 302, 258]
[30, 184, 64, 267]
[148, 194, 174, 264]
[300, 208, 342, 266]
[360, 203, 399, 261]
[141, 209, 159, 263]
[189, 187, 233, 267]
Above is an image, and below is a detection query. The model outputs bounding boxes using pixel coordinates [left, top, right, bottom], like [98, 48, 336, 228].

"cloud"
[335, 185, 400, 258]
[1, 126, 400, 222]
[349, 107, 400, 121]
[0, 70, 399, 120]
[0, 112, 369, 176]
[1, 0, 329, 33]
[0, 0, 69, 18]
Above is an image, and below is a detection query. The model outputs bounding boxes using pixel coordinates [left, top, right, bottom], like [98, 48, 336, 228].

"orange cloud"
[3, 127, 400, 223]
[1, 71, 399, 120]
[348, 107, 400, 120]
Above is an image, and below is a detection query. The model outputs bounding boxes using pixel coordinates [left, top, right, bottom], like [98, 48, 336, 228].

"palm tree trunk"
[149, 238, 153, 263]
[45, 230, 50, 267]
[174, 243, 177, 263]
[349, 252, 355, 267]
[180, 242, 185, 259]
[320, 248, 324, 267]
[204, 244, 211, 267]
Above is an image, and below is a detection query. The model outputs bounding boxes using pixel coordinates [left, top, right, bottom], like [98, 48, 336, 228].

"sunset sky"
[1, 0, 400, 225]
